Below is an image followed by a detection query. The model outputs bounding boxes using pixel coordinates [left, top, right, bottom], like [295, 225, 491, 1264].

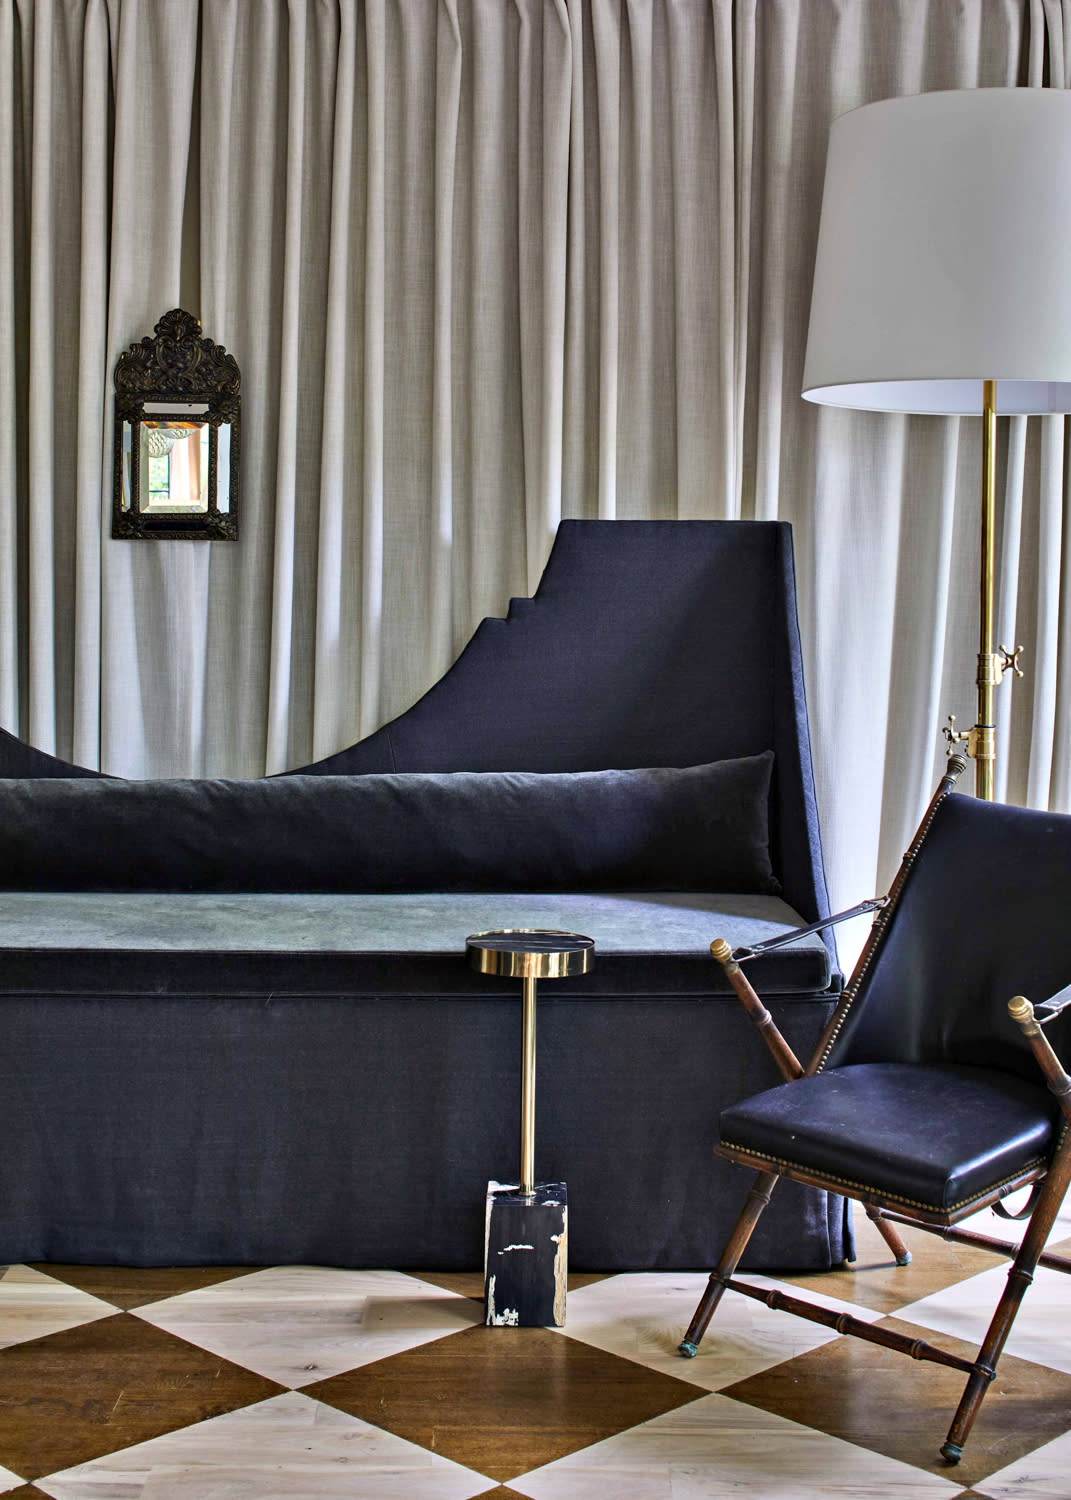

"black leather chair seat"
[718, 1062, 1059, 1213]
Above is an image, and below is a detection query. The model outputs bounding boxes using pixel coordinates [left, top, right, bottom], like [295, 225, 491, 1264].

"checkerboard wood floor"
[3, 1208, 1071, 1498]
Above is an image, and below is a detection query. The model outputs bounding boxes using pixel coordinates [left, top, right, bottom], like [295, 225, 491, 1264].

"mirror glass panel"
[143, 422, 210, 513]
[112, 311, 240, 540]
[217, 425, 231, 513]
[120, 422, 133, 512]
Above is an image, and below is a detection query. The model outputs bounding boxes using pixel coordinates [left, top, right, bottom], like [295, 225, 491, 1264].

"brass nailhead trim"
[816, 779, 958, 1073]
[718, 1139, 1048, 1215]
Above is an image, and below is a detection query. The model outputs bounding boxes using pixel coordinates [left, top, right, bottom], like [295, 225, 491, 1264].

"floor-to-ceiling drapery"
[2, 0, 1069, 919]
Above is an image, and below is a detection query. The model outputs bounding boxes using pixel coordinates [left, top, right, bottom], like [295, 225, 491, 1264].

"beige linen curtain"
[2, 0, 1070, 924]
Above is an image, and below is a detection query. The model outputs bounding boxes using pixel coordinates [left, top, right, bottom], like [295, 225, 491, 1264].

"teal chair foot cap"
[939, 1442, 962, 1465]
[678, 1340, 698, 1358]
[896, 1250, 913, 1266]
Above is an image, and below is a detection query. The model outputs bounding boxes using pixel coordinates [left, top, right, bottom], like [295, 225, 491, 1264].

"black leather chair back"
[826, 792, 1071, 1082]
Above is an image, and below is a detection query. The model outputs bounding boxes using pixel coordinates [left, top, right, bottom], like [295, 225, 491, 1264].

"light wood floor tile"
[898, 1263, 1071, 1375]
[134, 1266, 482, 1388]
[0, 1268, 115, 1350]
[555, 1271, 877, 1390]
[510, 1392, 964, 1498]
[34, 1392, 489, 1500]
[963, 1424, 1071, 1498]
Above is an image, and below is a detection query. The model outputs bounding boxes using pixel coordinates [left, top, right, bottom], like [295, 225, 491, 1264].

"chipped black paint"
[484, 1180, 568, 1328]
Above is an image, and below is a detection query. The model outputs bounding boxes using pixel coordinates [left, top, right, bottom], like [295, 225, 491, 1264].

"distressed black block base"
[484, 1179, 568, 1327]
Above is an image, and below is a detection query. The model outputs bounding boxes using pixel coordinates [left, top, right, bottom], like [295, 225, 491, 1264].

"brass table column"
[467, 928, 594, 1327]
[520, 974, 537, 1192]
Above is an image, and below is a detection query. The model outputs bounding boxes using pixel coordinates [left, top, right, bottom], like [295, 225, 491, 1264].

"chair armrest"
[1008, 997, 1071, 1125]
[711, 938, 804, 1081]
[1036, 981, 1071, 1024]
[732, 897, 888, 963]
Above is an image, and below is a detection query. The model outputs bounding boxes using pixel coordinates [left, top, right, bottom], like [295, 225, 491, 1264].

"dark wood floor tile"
[26, 1263, 265, 1311]
[0, 1312, 283, 1480]
[722, 1312, 1071, 1488]
[3, 1487, 57, 1498]
[410, 1270, 614, 1301]
[308, 1324, 706, 1482]
[772, 1210, 1007, 1315]
[466, 1489, 536, 1499]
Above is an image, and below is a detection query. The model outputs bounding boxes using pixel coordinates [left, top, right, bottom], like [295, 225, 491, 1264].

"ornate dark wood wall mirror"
[112, 308, 240, 539]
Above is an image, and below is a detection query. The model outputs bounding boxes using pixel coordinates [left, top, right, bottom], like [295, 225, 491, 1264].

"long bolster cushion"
[0, 753, 779, 895]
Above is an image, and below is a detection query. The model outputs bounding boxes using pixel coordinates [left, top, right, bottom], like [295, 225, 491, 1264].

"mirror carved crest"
[112, 309, 240, 539]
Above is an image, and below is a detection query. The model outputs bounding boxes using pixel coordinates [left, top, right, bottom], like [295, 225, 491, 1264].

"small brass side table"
[467, 928, 594, 1328]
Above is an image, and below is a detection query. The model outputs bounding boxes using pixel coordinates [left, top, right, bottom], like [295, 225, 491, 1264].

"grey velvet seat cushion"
[0, 890, 832, 995]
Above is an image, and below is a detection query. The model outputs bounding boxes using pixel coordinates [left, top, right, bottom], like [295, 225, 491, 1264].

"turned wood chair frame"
[679, 753, 1071, 1464]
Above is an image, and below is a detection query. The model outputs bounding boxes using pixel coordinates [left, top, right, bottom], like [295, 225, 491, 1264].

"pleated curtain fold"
[2, 0, 1069, 918]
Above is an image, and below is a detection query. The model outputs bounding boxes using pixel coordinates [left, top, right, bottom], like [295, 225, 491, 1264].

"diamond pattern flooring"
[2, 1211, 1071, 1497]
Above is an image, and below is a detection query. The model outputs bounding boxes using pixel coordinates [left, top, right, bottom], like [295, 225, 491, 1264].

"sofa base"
[0, 889, 848, 1271]
[2, 988, 848, 1271]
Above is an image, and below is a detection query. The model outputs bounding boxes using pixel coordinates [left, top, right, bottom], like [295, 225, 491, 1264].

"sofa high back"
[299, 520, 830, 924]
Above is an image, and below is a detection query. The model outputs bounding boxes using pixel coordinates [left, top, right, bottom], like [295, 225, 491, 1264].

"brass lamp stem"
[975, 377, 997, 801]
[943, 379, 1024, 789]
[521, 976, 537, 1193]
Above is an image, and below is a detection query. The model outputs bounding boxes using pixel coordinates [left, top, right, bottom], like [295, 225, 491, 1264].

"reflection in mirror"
[142, 422, 210, 513]
[112, 311, 240, 539]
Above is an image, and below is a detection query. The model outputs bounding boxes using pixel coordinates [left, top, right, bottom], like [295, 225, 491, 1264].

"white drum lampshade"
[802, 88, 1071, 799]
[802, 88, 1071, 416]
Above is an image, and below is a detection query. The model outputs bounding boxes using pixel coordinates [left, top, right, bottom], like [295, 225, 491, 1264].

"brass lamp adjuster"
[943, 716, 995, 763]
[977, 646, 1025, 688]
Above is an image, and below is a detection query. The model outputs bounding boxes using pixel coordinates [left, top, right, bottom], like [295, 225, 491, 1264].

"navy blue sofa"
[0, 520, 850, 1271]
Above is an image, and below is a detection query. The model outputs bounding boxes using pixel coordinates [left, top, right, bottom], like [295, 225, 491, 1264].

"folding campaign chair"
[678, 753, 1071, 1464]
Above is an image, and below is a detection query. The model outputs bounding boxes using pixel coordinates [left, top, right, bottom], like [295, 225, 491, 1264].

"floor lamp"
[802, 88, 1071, 799]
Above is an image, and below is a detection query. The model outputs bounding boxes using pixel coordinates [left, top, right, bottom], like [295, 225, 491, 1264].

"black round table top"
[466, 928, 594, 980]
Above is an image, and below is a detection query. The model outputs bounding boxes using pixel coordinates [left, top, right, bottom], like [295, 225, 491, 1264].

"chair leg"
[865, 1204, 912, 1265]
[679, 1169, 780, 1357]
[940, 1146, 1071, 1464]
